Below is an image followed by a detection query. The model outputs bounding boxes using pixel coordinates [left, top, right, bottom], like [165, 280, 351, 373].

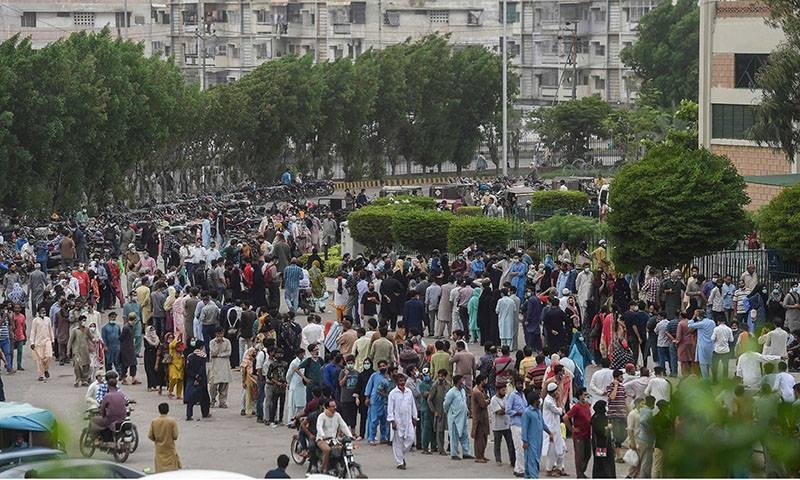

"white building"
[0, 0, 170, 56]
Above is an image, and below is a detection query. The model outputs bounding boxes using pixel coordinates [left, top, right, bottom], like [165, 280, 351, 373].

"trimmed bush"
[391, 208, 452, 254]
[372, 195, 436, 209]
[454, 206, 483, 216]
[528, 215, 607, 245]
[324, 244, 342, 277]
[530, 190, 589, 213]
[448, 216, 512, 253]
[348, 206, 396, 252]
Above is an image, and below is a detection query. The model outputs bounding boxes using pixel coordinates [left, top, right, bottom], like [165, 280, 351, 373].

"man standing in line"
[428, 368, 450, 456]
[443, 375, 473, 460]
[209, 327, 232, 409]
[564, 387, 592, 478]
[148, 402, 181, 473]
[387, 373, 418, 470]
[507, 376, 528, 477]
[522, 390, 552, 479]
[283, 259, 303, 314]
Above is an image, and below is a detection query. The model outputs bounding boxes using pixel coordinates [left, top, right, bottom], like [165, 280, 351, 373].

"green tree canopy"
[607, 143, 750, 272]
[528, 95, 612, 163]
[758, 184, 800, 261]
[619, 0, 699, 109]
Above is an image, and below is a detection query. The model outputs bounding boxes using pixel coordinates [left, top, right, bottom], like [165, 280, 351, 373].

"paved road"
[2, 277, 604, 478]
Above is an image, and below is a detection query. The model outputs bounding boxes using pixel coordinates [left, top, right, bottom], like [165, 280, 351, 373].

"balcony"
[333, 23, 350, 34]
[254, 22, 273, 34]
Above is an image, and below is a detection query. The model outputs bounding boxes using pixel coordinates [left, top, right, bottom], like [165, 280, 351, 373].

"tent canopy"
[0, 403, 57, 432]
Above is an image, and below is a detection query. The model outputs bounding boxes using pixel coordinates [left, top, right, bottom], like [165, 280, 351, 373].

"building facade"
[698, 0, 796, 209]
[1, 0, 651, 101]
[0, 0, 170, 56]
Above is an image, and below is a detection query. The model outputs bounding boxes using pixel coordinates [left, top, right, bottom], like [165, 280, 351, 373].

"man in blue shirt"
[402, 291, 425, 336]
[523, 288, 543, 351]
[264, 454, 290, 478]
[283, 259, 303, 314]
[321, 354, 343, 400]
[507, 377, 529, 477]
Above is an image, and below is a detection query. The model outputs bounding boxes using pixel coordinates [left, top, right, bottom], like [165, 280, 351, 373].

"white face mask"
[584, 268, 590, 274]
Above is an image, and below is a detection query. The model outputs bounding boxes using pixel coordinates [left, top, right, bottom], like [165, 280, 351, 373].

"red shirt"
[565, 401, 592, 440]
[72, 271, 89, 297]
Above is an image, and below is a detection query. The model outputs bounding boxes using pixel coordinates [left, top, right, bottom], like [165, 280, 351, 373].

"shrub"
[372, 195, 436, 209]
[758, 184, 800, 261]
[448, 216, 512, 253]
[347, 206, 396, 253]
[454, 206, 483, 216]
[323, 244, 342, 277]
[529, 190, 589, 213]
[391, 208, 452, 254]
[528, 215, 607, 246]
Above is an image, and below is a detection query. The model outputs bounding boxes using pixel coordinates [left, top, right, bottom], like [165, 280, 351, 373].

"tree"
[757, 184, 800, 260]
[528, 95, 612, 163]
[603, 102, 672, 161]
[607, 143, 750, 272]
[751, 46, 800, 162]
[619, 0, 699, 109]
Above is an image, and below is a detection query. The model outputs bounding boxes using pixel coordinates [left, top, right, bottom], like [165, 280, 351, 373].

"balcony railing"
[333, 23, 350, 34]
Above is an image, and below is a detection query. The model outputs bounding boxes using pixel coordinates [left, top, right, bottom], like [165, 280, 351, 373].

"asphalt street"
[2, 293, 607, 479]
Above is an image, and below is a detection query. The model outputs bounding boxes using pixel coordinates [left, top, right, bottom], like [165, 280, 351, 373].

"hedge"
[454, 206, 483, 216]
[530, 190, 589, 213]
[324, 244, 343, 277]
[348, 205, 396, 252]
[526, 215, 607, 245]
[391, 208, 452, 254]
[758, 183, 800, 261]
[447, 216, 512, 253]
[372, 195, 436, 209]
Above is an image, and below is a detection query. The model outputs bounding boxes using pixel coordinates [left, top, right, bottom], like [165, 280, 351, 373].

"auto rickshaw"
[0, 403, 63, 452]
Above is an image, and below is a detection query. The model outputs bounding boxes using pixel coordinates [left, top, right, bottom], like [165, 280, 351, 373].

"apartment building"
[698, 0, 795, 209]
[0, 0, 170, 56]
[164, 0, 650, 99]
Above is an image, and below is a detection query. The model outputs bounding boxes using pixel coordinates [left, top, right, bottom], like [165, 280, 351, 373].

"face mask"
[90, 326, 97, 332]
[423, 374, 431, 382]
[108, 319, 116, 324]
[347, 363, 355, 369]
[762, 289, 768, 294]
[584, 268, 590, 274]
[632, 306, 639, 311]
[379, 367, 387, 374]
[363, 363, 371, 370]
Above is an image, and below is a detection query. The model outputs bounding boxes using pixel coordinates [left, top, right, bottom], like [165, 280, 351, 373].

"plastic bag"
[623, 448, 639, 466]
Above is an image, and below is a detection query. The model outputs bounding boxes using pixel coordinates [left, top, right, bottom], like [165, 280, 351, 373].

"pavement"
[0, 289, 613, 479]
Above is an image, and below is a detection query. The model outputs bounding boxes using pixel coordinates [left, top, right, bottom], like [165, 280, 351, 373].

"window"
[115, 12, 129, 27]
[287, 4, 301, 23]
[20, 12, 36, 27]
[592, 8, 606, 22]
[428, 10, 449, 24]
[627, 0, 653, 22]
[593, 42, 605, 56]
[134, 15, 144, 25]
[467, 10, 482, 25]
[151, 41, 164, 55]
[735, 53, 769, 89]
[73, 12, 95, 27]
[256, 9, 270, 24]
[712, 104, 756, 139]
[351, 2, 366, 24]
[499, 2, 519, 23]
[229, 44, 239, 58]
[56, 12, 70, 17]
[594, 77, 605, 90]
[383, 11, 399, 26]
[216, 44, 227, 56]
[254, 42, 271, 59]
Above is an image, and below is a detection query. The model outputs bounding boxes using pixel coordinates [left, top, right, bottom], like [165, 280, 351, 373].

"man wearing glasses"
[316, 398, 353, 474]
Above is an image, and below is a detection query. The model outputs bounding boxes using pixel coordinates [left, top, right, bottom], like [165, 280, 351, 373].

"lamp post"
[502, 0, 508, 176]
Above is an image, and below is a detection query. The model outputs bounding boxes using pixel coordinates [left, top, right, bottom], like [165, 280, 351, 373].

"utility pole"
[502, 0, 508, 176]
[195, 28, 217, 91]
[569, 21, 579, 99]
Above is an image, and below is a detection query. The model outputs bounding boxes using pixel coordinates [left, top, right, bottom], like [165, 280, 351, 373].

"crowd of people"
[1, 204, 800, 478]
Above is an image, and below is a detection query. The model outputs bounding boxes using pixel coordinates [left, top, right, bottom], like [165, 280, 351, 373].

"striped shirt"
[0, 315, 9, 341]
[283, 265, 303, 290]
[325, 322, 342, 354]
[605, 382, 627, 419]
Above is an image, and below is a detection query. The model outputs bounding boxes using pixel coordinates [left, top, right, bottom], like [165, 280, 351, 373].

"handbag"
[595, 447, 608, 458]
[623, 448, 639, 466]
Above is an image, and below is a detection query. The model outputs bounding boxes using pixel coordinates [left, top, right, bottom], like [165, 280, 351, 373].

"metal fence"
[692, 247, 800, 291]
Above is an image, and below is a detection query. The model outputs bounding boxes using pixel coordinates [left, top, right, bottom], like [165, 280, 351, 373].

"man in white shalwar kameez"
[541, 382, 566, 475]
[496, 289, 517, 348]
[285, 350, 307, 424]
[387, 374, 418, 470]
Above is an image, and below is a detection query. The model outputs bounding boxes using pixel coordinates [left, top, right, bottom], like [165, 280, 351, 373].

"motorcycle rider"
[316, 398, 353, 474]
[90, 371, 127, 440]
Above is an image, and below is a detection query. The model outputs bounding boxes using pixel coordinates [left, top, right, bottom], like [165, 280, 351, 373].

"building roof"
[744, 174, 800, 187]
